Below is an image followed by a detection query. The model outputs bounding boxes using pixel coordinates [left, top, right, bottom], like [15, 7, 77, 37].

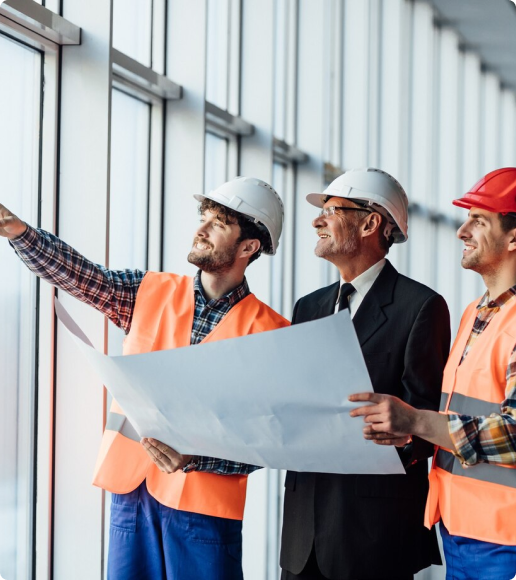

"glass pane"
[109, 89, 150, 272]
[273, 0, 287, 139]
[206, 0, 230, 109]
[342, 0, 370, 168]
[205, 133, 228, 194]
[113, 0, 152, 67]
[0, 34, 41, 580]
[104, 89, 151, 573]
[108, 88, 150, 355]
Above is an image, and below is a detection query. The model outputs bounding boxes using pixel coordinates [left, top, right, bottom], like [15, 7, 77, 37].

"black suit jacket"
[280, 261, 450, 579]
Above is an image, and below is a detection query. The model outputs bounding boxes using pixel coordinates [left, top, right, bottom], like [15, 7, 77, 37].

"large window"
[108, 88, 151, 356]
[205, 132, 229, 193]
[0, 34, 42, 580]
[113, 0, 152, 67]
[102, 87, 153, 575]
[206, 0, 241, 114]
[109, 89, 150, 274]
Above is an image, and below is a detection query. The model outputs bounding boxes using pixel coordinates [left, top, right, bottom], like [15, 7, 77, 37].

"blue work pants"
[107, 480, 243, 580]
[440, 522, 516, 580]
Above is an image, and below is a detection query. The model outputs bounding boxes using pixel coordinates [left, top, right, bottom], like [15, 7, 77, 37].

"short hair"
[499, 213, 516, 234]
[199, 198, 272, 264]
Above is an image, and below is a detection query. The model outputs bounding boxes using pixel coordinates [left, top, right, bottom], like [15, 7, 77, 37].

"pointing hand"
[0, 204, 27, 239]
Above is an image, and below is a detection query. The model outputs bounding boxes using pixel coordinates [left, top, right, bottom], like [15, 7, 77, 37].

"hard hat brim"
[306, 193, 330, 207]
[452, 196, 508, 214]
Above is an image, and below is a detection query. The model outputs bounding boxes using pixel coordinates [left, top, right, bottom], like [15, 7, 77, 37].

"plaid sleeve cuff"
[447, 413, 479, 466]
[9, 223, 38, 251]
[184, 456, 261, 475]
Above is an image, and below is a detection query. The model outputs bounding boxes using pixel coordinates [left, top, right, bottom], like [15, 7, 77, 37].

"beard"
[187, 238, 240, 273]
[314, 223, 360, 260]
[461, 238, 505, 273]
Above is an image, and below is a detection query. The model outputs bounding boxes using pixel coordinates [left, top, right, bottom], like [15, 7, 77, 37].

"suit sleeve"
[401, 293, 451, 464]
[291, 298, 301, 324]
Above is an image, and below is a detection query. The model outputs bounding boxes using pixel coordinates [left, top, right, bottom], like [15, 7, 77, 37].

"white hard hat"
[194, 176, 284, 254]
[306, 167, 409, 243]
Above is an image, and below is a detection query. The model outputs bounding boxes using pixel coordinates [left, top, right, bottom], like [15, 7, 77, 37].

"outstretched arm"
[1, 203, 145, 333]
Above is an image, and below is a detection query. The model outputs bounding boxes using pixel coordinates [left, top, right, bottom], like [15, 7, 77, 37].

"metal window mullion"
[0, 14, 59, 52]
[112, 48, 182, 101]
[0, 0, 80, 46]
[34, 41, 59, 580]
[205, 100, 254, 138]
[273, 137, 309, 165]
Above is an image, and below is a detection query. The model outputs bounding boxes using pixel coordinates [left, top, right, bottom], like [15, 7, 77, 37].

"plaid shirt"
[10, 226, 259, 475]
[448, 288, 516, 466]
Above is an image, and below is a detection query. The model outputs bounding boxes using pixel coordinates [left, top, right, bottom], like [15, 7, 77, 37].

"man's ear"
[361, 213, 383, 238]
[507, 229, 516, 253]
[239, 238, 261, 258]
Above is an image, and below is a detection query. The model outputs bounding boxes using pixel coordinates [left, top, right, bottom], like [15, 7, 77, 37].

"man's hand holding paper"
[56, 298, 404, 475]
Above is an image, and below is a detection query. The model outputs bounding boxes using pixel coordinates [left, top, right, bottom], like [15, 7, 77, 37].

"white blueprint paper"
[55, 299, 404, 475]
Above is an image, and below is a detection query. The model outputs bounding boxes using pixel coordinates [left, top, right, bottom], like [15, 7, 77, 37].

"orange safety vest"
[92, 272, 289, 520]
[425, 296, 516, 544]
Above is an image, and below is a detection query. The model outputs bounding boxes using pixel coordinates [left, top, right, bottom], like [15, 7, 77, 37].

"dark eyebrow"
[469, 212, 490, 222]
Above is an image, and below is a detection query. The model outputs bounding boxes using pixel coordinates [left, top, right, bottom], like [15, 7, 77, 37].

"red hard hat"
[453, 168, 516, 214]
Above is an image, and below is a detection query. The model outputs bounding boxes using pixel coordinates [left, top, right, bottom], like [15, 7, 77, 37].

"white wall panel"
[460, 52, 482, 193]
[239, 2, 276, 577]
[436, 28, 460, 212]
[379, 0, 410, 185]
[239, 0, 275, 306]
[342, 0, 370, 168]
[163, 0, 207, 276]
[409, 1, 435, 206]
[55, 0, 113, 576]
[501, 89, 516, 167]
[482, 72, 502, 174]
[294, 0, 327, 299]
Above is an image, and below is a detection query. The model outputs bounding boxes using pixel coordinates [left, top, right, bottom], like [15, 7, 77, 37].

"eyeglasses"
[318, 206, 373, 218]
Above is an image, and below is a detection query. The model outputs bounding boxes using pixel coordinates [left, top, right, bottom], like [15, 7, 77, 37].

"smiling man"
[0, 176, 288, 580]
[350, 167, 516, 580]
[280, 167, 450, 580]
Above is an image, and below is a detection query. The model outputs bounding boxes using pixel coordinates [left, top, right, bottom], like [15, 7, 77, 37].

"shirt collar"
[193, 270, 250, 306]
[339, 258, 386, 301]
[477, 285, 516, 310]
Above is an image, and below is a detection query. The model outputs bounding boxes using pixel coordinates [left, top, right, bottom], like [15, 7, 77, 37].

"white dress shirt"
[334, 259, 386, 318]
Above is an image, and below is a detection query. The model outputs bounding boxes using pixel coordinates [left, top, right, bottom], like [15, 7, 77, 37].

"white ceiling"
[425, 0, 516, 89]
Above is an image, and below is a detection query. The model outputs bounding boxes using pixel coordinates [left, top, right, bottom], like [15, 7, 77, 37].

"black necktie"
[338, 283, 355, 312]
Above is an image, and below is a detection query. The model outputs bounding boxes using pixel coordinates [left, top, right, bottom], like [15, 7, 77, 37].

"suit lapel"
[315, 281, 340, 319]
[352, 260, 397, 347]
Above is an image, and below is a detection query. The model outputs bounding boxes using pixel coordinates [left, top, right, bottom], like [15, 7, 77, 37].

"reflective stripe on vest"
[92, 272, 290, 520]
[425, 296, 516, 544]
[435, 448, 516, 489]
[439, 392, 502, 417]
[105, 411, 140, 442]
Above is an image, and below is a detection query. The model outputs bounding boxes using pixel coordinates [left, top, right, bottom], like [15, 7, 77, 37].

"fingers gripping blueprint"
[55, 299, 404, 475]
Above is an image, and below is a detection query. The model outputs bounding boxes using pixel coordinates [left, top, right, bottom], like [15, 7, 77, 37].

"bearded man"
[351, 168, 516, 580]
[0, 176, 288, 580]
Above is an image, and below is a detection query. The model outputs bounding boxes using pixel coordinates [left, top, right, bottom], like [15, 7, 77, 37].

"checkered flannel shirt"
[448, 287, 516, 466]
[10, 225, 260, 475]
